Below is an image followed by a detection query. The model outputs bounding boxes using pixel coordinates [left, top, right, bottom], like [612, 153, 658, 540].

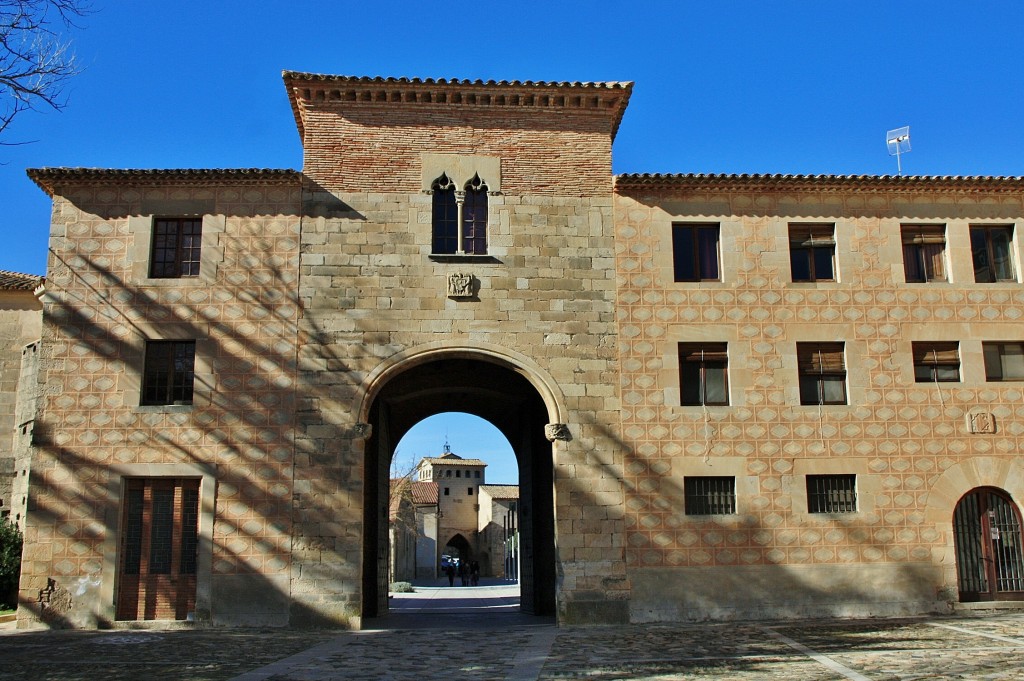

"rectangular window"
[141, 341, 196, 406]
[150, 218, 202, 278]
[444, 487, 450, 496]
[971, 226, 1016, 283]
[807, 474, 857, 513]
[789, 224, 836, 282]
[468, 488, 473, 496]
[913, 341, 960, 383]
[679, 343, 729, 406]
[456, 470, 461, 478]
[684, 476, 736, 515]
[672, 224, 720, 282]
[902, 226, 947, 283]
[446, 470, 451, 478]
[983, 342, 1024, 381]
[474, 471, 480, 478]
[798, 342, 847, 405]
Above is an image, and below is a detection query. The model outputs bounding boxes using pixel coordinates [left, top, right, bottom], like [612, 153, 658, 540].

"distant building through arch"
[389, 445, 520, 584]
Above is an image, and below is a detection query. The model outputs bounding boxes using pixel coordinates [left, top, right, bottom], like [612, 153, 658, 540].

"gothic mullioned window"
[462, 174, 488, 255]
[432, 173, 459, 254]
[431, 172, 488, 255]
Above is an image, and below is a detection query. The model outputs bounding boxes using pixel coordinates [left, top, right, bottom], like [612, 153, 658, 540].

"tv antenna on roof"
[886, 126, 911, 176]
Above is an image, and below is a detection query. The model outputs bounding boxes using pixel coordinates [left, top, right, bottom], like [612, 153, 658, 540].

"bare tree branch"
[0, 0, 87, 142]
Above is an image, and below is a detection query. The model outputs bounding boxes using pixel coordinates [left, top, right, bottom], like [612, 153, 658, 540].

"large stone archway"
[359, 348, 560, 619]
[924, 456, 1024, 599]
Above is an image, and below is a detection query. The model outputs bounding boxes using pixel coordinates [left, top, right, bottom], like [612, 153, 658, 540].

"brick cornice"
[615, 172, 1024, 194]
[282, 71, 633, 143]
[27, 167, 301, 195]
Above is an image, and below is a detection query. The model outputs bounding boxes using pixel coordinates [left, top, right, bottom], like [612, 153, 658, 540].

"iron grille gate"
[953, 488, 1024, 601]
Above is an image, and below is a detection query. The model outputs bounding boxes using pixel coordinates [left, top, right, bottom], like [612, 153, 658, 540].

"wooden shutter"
[913, 342, 959, 365]
[789, 225, 835, 247]
[798, 343, 845, 373]
[901, 226, 946, 245]
[679, 343, 728, 363]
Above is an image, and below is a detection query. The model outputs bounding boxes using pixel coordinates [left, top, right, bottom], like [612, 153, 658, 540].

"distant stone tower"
[416, 444, 487, 567]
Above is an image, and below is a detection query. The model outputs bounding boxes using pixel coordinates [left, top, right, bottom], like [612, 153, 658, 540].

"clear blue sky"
[395, 413, 518, 485]
[1, 2, 1021, 480]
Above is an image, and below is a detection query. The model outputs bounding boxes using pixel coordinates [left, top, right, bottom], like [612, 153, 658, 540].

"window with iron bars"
[806, 474, 857, 513]
[684, 476, 736, 515]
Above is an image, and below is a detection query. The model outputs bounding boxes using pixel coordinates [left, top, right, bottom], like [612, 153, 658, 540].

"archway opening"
[361, 355, 556, 620]
[390, 411, 520, 588]
[953, 487, 1024, 601]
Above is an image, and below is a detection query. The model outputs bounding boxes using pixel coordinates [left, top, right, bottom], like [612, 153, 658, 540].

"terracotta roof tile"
[27, 168, 300, 195]
[421, 455, 488, 467]
[282, 71, 633, 142]
[411, 481, 438, 505]
[615, 173, 1024, 192]
[0, 270, 44, 290]
[282, 71, 632, 90]
[479, 485, 519, 500]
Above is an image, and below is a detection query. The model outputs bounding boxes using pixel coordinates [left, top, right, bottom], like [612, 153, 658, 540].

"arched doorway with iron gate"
[358, 348, 560, 621]
[953, 487, 1024, 602]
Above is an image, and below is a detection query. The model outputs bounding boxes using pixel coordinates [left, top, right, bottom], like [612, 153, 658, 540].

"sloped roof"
[411, 481, 439, 506]
[26, 168, 300, 196]
[480, 484, 519, 500]
[0, 270, 44, 290]
[420, 452, 488, 467]
[615, 173, 1024, 193]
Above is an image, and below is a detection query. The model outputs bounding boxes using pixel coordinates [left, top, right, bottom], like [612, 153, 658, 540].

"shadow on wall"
[571, 411, 956, 622]
[16, 189, 370, 627]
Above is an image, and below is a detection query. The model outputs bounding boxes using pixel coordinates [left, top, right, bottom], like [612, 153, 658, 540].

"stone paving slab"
[1, 629, 340, 681]
[1, 613, 1024, 680]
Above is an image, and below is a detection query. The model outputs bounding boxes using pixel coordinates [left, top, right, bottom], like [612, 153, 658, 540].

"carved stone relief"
[967, 410, 996, 434]
[545, 423, 571, 442]
[447, 272, 474, 298]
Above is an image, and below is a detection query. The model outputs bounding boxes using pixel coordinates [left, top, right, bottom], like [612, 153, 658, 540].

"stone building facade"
[14, 71, 1024, 629]
[478, 484, 520, 579]
[414, 449, 486, 568]
[0, 271, 43, 529]
[614, 173, 1024, 620]
[389, 450, 521, 582]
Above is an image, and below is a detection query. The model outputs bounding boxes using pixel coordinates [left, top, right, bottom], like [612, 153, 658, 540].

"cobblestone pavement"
[3, 605, 1024, 680]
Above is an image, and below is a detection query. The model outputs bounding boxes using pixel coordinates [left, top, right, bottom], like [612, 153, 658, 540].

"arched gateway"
[953, 488, 1024, 602]
[359, 349, 559, 618]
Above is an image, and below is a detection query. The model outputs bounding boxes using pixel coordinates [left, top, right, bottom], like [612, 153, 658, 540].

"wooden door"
[116, 478, 200, 620]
